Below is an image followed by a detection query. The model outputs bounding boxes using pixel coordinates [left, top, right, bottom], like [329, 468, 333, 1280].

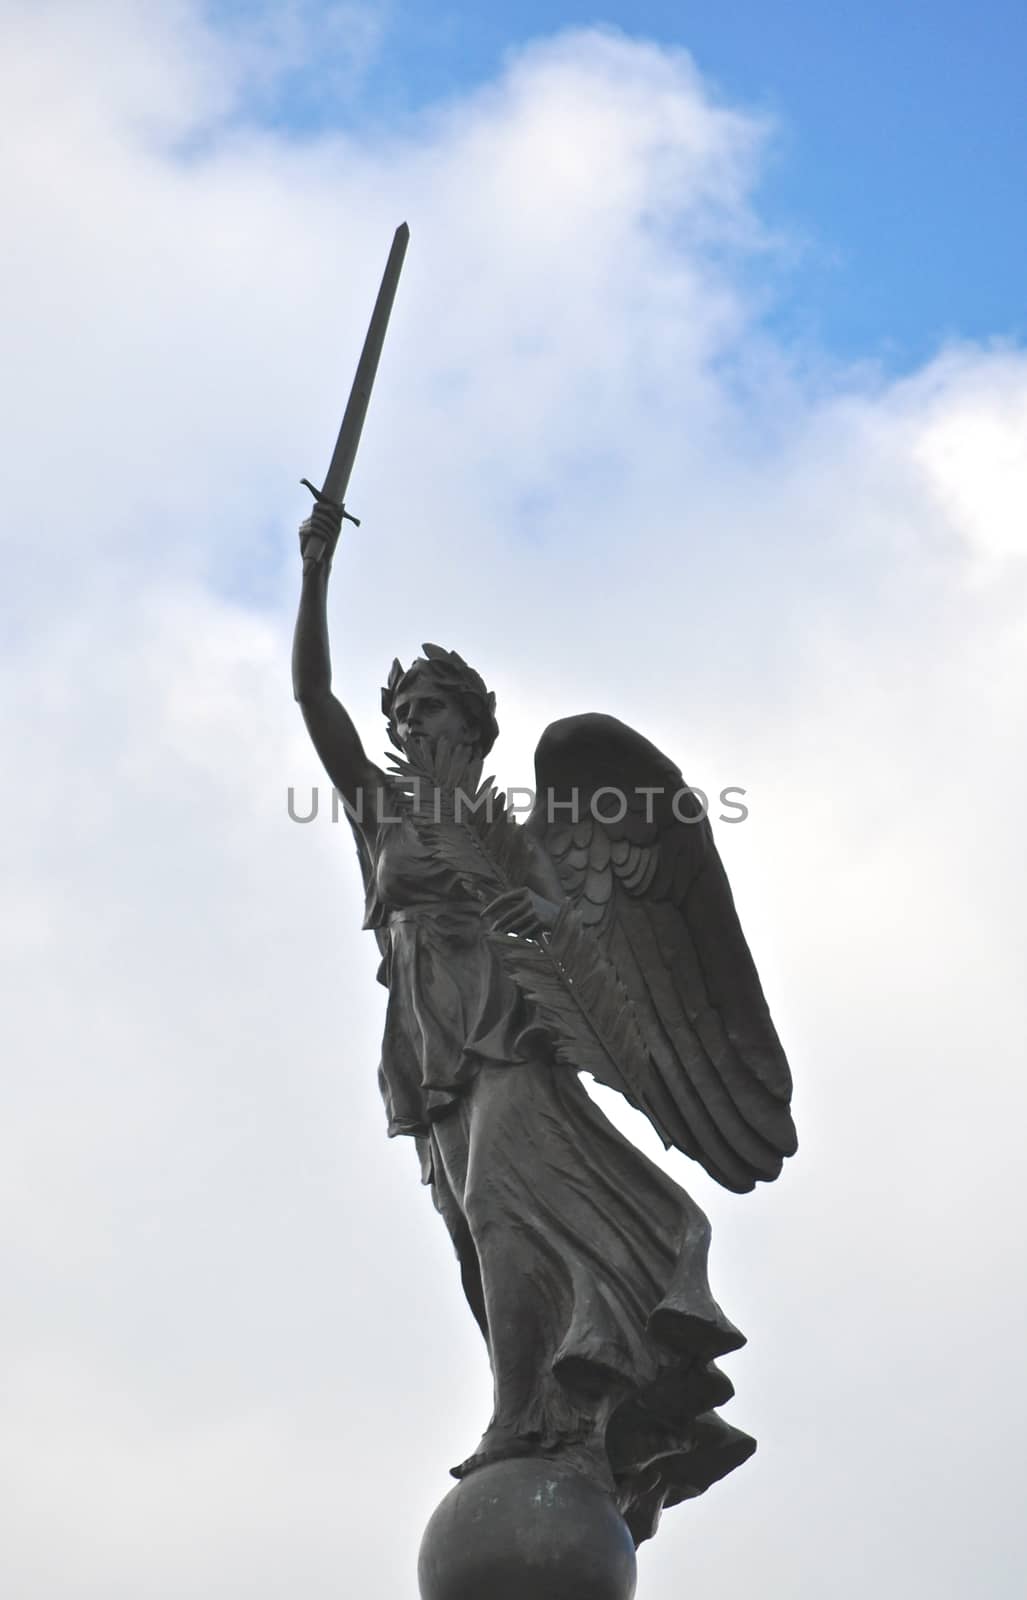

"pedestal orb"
[418, 1456, 638, 1600]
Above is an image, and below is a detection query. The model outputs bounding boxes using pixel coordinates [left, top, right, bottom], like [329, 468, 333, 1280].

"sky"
[1, 2, 1025, 1597]
[210, 0, 1027, 366]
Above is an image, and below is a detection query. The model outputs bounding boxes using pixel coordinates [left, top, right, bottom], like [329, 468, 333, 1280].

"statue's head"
[382, 644, 499, 757]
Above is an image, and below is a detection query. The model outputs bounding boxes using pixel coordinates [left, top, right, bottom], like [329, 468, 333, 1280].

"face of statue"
[393, 681, 477, 751]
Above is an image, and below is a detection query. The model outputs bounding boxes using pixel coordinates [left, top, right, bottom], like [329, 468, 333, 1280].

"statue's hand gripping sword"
[300, 221, 409, 563]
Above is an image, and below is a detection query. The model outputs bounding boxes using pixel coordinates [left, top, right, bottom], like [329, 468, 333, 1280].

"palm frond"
[386, 739, 646, 1093]
[494, 905, 652, 1105]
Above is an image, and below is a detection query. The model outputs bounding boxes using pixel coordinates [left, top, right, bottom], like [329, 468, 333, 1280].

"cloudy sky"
[2, 2, 1025, 1595]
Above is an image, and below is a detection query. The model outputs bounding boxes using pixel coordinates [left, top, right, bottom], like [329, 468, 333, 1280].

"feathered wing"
[527, 715, 797, 1194]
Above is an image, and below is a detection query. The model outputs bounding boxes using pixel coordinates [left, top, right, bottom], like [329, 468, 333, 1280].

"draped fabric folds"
[362, 810, 755, 1544]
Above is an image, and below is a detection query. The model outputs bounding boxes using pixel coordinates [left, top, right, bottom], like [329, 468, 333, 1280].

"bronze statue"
[291, 230, 796, 1598]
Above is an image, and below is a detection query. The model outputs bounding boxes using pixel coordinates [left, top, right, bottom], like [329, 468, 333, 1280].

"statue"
[291, 230, 796, 1600]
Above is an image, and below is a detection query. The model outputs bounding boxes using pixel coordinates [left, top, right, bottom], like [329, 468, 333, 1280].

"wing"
[527, 715, 796, 1194]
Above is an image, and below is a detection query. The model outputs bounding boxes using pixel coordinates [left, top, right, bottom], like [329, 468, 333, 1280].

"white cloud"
[2, 5, 1025, 1597]
[905, 346, 1027, 566]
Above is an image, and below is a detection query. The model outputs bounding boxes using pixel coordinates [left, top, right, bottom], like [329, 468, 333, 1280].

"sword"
[300, 221, 410, 563]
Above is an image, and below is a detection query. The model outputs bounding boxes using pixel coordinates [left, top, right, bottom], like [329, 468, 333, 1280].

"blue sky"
[213, 0, 1027, 369]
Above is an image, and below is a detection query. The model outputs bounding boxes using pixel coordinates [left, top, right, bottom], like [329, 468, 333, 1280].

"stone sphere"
[418, 1457, 637, 1600]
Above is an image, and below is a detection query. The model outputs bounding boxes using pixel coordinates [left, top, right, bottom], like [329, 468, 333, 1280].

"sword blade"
[321, 221, 409, 505]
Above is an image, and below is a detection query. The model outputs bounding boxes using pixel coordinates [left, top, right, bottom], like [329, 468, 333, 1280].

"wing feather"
[604, 915, 755, 1191]
[623, 898, 785, 1184]
[529, 714, 796, 1193]
[583, 863, 611, 907]
[589, 826, 611, 872]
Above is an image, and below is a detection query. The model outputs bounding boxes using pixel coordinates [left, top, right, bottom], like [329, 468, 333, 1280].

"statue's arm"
[292, 504, 383, 815]
[484, 834, 566, 936]
[523, 837, 566, 904]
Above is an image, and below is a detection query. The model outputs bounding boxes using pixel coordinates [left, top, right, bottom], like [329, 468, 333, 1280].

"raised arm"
[292, 501, 384, 816]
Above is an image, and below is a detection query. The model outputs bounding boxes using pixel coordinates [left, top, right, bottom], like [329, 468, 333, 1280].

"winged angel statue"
[293, 500, 796, 1546]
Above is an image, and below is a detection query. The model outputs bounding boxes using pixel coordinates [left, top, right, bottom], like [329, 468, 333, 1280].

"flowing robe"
[358, 803, 756, 1543]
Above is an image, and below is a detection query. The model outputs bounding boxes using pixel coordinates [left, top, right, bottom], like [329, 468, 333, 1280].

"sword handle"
[299, 479, 361, 565]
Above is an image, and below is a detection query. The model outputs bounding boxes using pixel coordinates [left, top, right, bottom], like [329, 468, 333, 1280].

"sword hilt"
[299, 478, 361, 566]
[300, 478, 361, 526]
